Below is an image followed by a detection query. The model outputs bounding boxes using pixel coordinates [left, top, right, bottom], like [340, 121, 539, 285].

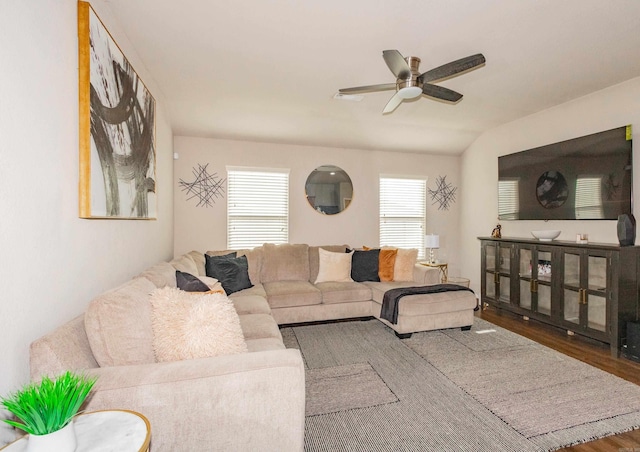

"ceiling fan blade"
[382, 50, 411, 79]
[339, 83, 397, 95]
[420, 53, 486, 83]
[382, 92, 403, 114]
[422, 84, 463, 103]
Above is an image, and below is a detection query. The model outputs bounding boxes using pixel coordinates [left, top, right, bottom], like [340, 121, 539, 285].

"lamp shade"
[425, 234, 440, 249]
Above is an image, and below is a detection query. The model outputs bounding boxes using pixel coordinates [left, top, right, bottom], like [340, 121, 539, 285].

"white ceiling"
[104, 0, 640, 155]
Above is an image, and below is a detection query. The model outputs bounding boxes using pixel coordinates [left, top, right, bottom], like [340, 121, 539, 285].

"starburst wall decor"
[179, 164, 226, 207]
[428, 175, 457, 211]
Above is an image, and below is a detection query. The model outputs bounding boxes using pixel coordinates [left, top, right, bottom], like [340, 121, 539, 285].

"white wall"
[0, 0, 174, 430]
[460, 77, 640, 293]
[173, 137, 463, 274]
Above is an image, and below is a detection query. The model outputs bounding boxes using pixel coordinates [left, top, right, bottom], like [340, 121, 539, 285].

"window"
[498, 179, 520, 220]
[379, 176, 426, 259]
[575, 176, 604, 219]
[227, 168, 289, 249]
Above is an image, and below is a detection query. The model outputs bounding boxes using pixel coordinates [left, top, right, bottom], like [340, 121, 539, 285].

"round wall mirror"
[305, 165, 353, 215]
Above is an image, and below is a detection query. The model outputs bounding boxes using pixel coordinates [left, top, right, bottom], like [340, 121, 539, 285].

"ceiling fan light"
[397, 86, 422, 99]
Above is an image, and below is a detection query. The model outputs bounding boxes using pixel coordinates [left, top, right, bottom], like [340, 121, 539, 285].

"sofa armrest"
[84, 349, 305, 452]
[413, 264, 440, 285]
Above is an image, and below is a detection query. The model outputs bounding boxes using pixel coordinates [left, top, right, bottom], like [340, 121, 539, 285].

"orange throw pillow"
[378, 248, 398, 281]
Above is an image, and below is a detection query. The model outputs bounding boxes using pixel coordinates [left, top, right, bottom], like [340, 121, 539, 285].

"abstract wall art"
[78, 2, 156, 219]
[428, 175, 457, 211]
[179, 164, 226, 207]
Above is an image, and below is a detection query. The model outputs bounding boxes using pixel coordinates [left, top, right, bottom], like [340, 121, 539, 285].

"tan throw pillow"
[150, 287, 248, 362]
[378, 248, 398, 282]
[314, 248, 354, 283]
[394, 248, 418, 281]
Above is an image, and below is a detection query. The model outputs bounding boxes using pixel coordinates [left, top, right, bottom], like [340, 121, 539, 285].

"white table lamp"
[425, 234, 440, 264]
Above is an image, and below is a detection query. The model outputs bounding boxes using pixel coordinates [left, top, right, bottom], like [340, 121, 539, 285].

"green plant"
[1, 371, 97, 435]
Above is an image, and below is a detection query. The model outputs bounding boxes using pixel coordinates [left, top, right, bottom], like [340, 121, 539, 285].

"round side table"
[419, 261, 448, 283]
[0, 409, 151, 452]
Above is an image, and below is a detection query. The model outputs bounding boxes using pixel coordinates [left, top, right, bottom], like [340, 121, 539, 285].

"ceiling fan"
[338, 50, 485, 114]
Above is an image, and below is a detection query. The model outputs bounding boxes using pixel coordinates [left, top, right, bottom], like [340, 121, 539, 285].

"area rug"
[281, 319, 640, 451]
[305, 362, 398, 416]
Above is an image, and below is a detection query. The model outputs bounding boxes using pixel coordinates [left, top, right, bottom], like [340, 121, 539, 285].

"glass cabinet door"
[518, 247, 532, 310]
[563, 251, 581, 327]
[561, 249, 610, 338]
[497, 243, 512, 304]
[483, 242, 500, 301]
[482, 241, 512, 305]
[586, 255, 608, 333]
[485, 243, 496, 270]
[535, 250, 552, 316]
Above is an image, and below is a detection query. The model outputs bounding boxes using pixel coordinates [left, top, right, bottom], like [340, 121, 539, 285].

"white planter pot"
[27, 421, 77, 452]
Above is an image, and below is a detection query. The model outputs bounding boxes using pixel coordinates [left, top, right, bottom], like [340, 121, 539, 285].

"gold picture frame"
[78, 1, 156, 219]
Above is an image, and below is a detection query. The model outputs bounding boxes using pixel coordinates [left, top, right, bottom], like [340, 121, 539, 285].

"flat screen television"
[498, 125, 632, 220]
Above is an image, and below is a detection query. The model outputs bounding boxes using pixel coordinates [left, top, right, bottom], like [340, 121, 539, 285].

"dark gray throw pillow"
[176, 270, 210, 292]
[204, 252, 237, 278]
[350, 248, 381, 282]
[205, 254, 253, 295]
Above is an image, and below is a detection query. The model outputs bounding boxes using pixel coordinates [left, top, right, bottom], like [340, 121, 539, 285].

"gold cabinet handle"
[579, 288, 588, 305]
[530, 279, 538, 293]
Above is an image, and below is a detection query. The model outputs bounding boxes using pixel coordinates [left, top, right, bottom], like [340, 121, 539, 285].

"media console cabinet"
[479, 236, 640, 357]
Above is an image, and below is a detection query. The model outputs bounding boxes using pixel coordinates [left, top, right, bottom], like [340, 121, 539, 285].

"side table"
[419, 261, 448, 283]
[0, 409, 151, 452]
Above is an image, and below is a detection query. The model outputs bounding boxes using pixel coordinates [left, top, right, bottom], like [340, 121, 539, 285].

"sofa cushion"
[187, 250, 206, 276]
[149, 287, 248, 362]
[379, 248, 398, 282]
[238, 314, 283, 340]
[138, 262, 177, 288]
[30, 315, 99, 380]
[85, 277, 158, 367]
[308, 245, 349, 283]
[393, 248, 419, 282]
[350, 248, 381, 282]
[176, 270, 211, 292]
[239, 248, 263, 285]
[245, 337, 286, 352]
[314, 248, 354, 283]
[231, 295, 272, 315]
[205, 254, 253, 295]
[170, 254, 199, 275]
[263, 281, 321, 308]
[315, 281, 372, 304]
[261, 243, 310, 282]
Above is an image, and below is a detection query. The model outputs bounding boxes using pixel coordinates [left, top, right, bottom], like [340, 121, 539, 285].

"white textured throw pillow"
[150, 287, 248, 362]
[314, 248, 354, 283]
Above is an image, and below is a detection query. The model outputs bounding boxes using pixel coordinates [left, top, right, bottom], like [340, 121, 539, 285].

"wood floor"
[477, 307, 640, 451]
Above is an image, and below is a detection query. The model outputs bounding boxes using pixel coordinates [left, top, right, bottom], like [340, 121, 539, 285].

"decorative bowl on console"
[531, 230, 561, 241]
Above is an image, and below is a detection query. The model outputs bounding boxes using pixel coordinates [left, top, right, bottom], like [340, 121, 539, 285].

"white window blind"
[380, 177, 426, 259]
[498, 179, 520, 220]
[227, 168, 289, 249]
[575, 176, 604, 219]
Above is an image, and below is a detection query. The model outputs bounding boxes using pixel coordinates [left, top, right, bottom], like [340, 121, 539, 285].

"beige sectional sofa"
[28, 243, 477, 452]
